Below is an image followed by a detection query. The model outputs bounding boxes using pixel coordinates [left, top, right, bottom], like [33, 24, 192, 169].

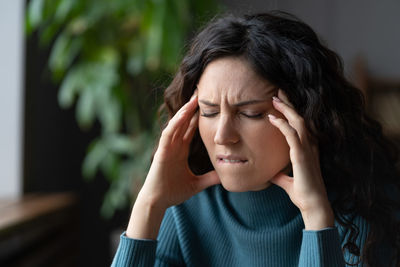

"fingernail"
[272, 96, 282, 102]
[268, 114, 277, 120]
[190, 94, 198, 101]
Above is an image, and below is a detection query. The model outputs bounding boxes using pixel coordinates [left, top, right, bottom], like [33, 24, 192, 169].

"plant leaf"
[76, 86, 96, 129]
[49, 33, 83, 78]
[82, 139, 107, 179]
[27, 0, 44, 31]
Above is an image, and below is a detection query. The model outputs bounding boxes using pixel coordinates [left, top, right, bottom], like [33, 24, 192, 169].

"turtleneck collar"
[219, 184, 301, 229]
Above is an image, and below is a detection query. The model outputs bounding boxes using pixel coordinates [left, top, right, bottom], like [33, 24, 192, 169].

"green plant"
[26, 0, 222, 218]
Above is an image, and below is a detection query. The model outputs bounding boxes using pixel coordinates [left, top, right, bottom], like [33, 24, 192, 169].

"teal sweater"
[112, 184, 370, 266]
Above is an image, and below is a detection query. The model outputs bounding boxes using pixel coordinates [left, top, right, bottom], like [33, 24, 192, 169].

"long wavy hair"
[159, 11, 400, 266]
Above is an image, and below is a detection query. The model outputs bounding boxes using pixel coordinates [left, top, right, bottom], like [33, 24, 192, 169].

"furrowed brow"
[199, 99, 269, 107]
[233, 99, 269, 107]
[198, 100, 219, 106]
[198, 87, 276, 107]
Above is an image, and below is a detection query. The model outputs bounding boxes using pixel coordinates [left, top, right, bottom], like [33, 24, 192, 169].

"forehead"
[197, 57, 275, 100]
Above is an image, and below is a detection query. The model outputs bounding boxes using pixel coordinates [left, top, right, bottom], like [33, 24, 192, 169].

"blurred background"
[1, 0, 399, 266]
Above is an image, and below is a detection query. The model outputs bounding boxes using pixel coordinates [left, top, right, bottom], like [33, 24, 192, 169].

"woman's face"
[197, 56, 290, 192]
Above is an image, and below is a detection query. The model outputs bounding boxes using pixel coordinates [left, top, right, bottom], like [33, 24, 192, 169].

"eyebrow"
[199, 99, 269, 107]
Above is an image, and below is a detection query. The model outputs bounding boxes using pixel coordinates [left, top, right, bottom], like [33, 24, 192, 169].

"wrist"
[301, 202, 334, 230]
[137, 189, 169, 211]
[126, 193, 167, 240]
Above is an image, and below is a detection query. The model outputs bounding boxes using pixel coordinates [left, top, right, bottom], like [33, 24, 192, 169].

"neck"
[221, 184, 300, 228]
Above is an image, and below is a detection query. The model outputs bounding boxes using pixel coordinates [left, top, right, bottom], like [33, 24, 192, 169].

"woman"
[112, 12, 400, 266]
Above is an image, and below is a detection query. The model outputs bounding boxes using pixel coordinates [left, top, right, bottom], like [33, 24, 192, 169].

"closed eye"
[201, 112, 265, 118]
[200, 112, 219, 117]
[240, 112, 265, 119]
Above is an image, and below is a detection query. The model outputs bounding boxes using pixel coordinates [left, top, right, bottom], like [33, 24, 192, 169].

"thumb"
[270, 172, 293, 194]
[195, 170, 220, 191]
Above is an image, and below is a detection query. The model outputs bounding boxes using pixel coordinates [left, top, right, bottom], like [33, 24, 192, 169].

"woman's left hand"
[268, 89, 334, 230]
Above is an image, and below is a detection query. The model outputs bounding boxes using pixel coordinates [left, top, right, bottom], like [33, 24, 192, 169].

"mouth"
[216, 155, 248, 164]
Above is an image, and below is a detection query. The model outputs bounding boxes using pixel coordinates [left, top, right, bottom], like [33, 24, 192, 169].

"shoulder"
[334, 213, 370, 265]
[335, 213, 369, 242]
[335, 213, 370, 256]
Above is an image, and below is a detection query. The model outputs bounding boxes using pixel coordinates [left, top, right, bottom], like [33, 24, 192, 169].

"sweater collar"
[221, 184, 301, 229]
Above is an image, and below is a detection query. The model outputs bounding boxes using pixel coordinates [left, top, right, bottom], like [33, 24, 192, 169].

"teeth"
[222, 159, 243, 163]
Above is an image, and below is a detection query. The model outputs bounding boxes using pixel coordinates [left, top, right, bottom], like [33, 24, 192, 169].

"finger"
[195, 170, 220, 192]
[268, 114, 302, 152]
[277, 89, 294, 108]
[160, 95, 198, 147]
[171, 96, 199, 142]
[272, 93, 308, 143]
[270, 172, 293, 194]
[172, 110, 192, 143]
[183, 111, 199, 143]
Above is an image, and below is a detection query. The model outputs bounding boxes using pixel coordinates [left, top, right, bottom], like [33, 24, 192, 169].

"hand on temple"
[126, 93, 220, 239]
[268, 89, 334, 230]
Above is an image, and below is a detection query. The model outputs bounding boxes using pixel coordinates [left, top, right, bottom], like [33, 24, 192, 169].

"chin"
[221, 183, 249, 192]
[219, 179, 270, 192]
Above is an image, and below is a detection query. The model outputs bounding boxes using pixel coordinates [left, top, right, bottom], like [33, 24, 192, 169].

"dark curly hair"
[160, 11, 400, 266]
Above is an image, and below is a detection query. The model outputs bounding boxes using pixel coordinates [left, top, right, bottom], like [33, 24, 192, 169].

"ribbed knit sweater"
[111, 184, 370, 266]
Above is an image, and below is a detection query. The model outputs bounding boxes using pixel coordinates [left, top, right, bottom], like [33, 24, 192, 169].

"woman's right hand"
[139, 93, 220, 209]
[126, 93, 220, 239]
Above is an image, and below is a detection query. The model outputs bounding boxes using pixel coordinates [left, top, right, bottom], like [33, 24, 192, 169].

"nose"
[214, 115, 240, 145]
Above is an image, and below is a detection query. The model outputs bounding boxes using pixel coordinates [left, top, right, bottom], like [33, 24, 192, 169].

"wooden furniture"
[0, 192, 79, 267]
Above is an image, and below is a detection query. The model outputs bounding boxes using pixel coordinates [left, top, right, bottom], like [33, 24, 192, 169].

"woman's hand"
[126, 93, 220, 239]
[268, 89, 334, 230]
[140, 93, 220, 209]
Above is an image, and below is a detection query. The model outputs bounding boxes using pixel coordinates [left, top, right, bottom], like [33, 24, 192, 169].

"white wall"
[0, 0, 24, 198]
[222, 0, 400, 79]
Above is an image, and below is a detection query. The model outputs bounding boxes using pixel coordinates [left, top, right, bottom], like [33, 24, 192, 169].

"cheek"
[246, 121, 290, 160]
[263, 131, 290, 168]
